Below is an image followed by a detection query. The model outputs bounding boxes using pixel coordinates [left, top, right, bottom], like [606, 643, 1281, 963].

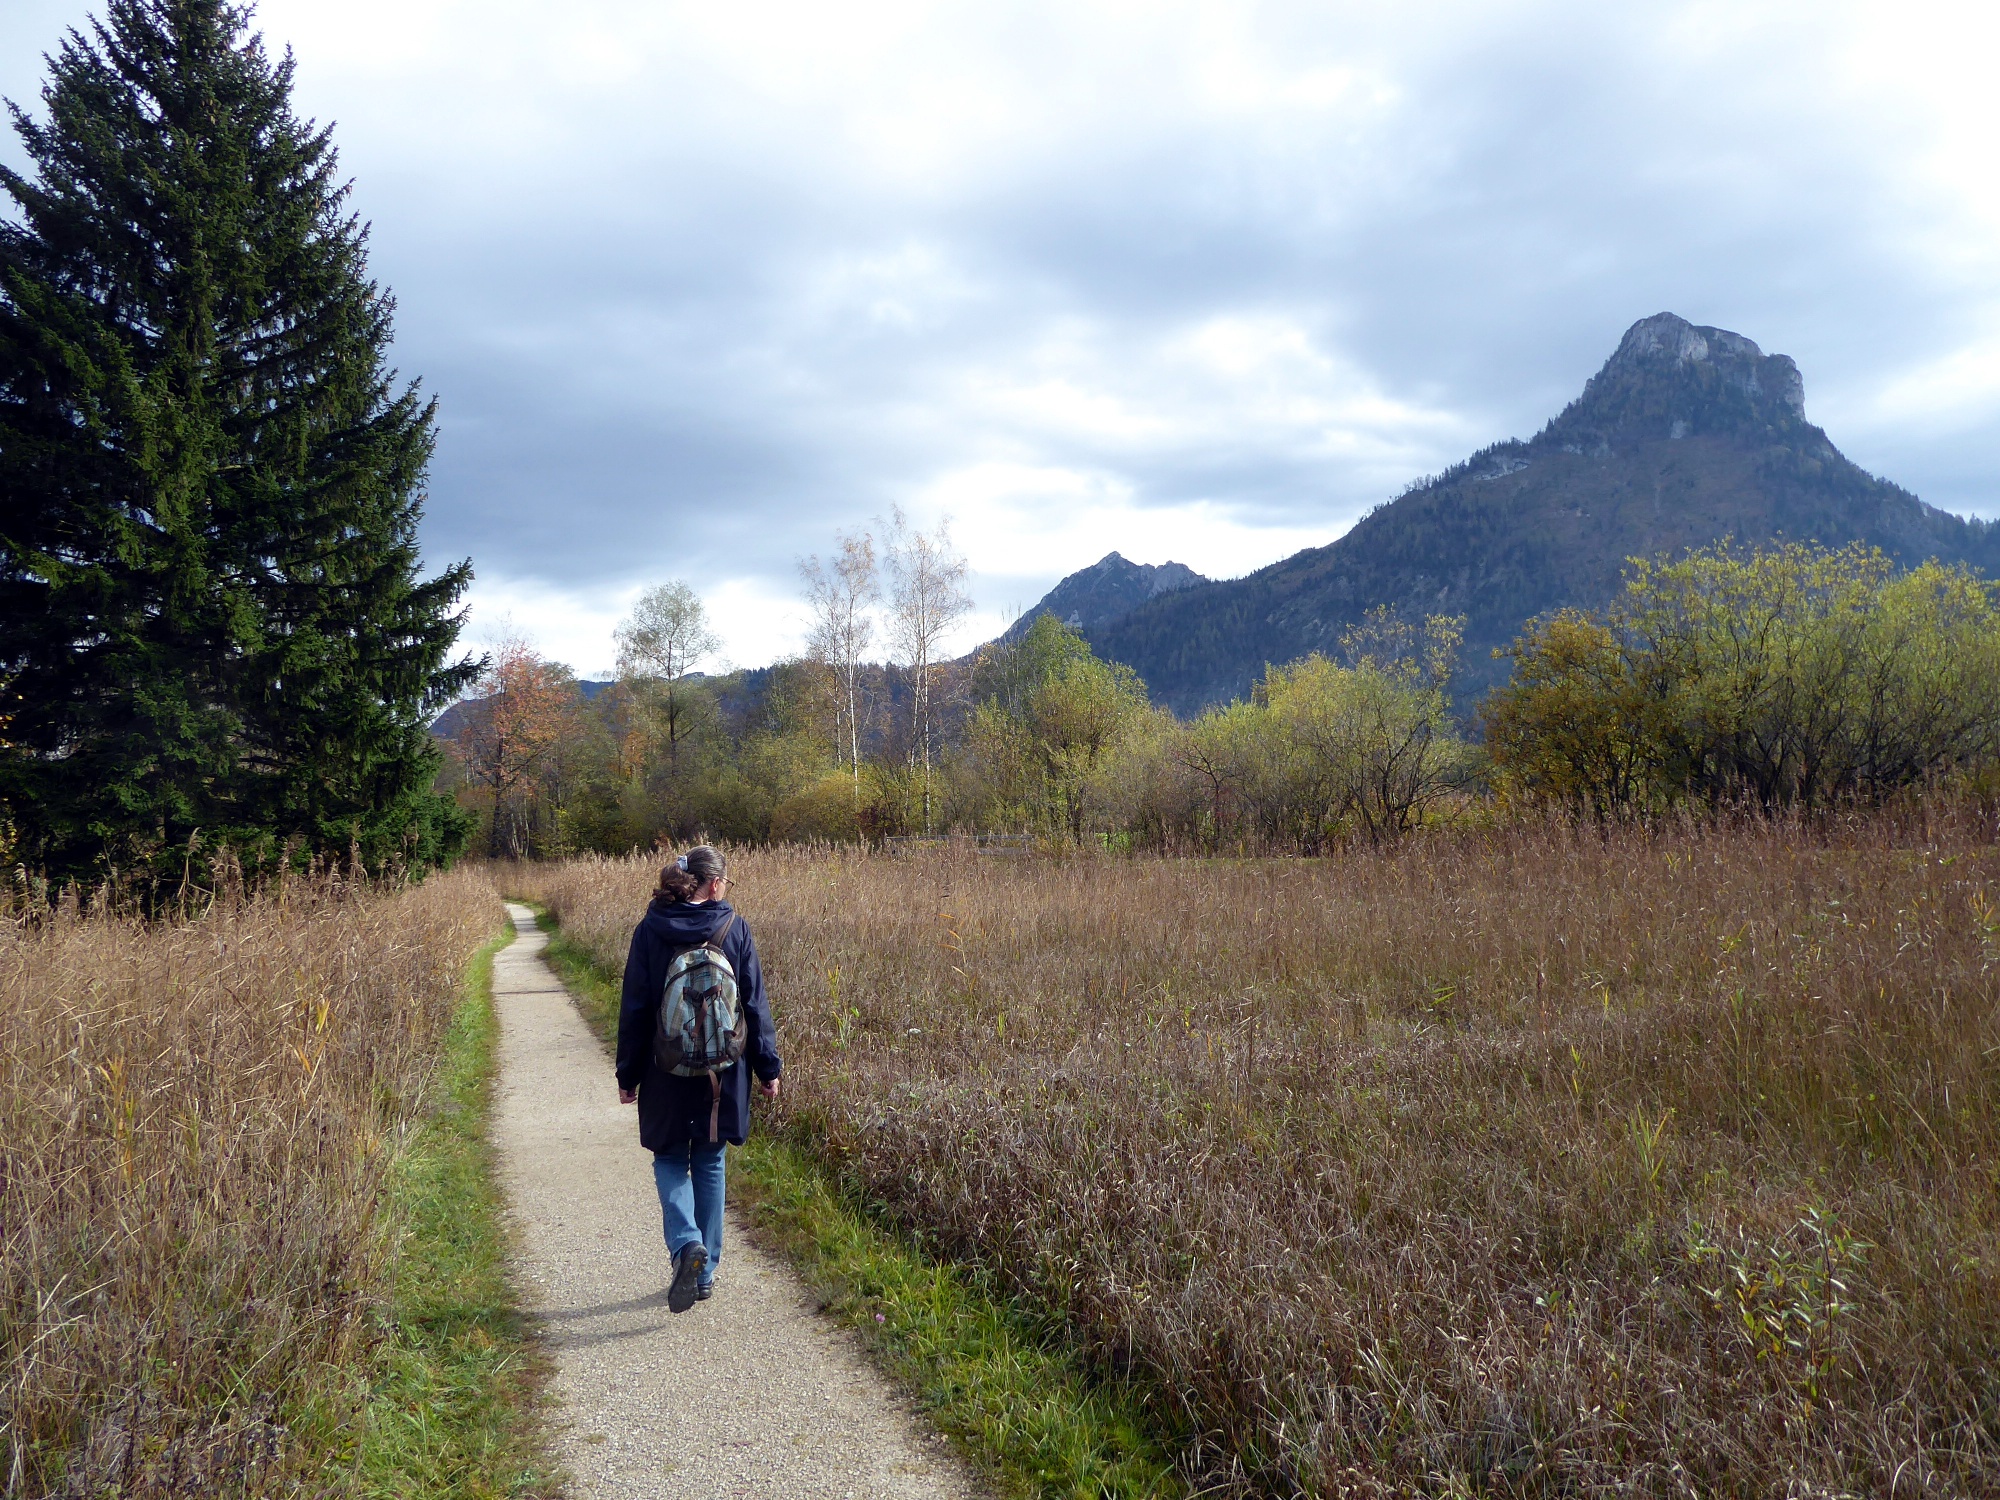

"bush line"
[527, 906, 1182, 1500]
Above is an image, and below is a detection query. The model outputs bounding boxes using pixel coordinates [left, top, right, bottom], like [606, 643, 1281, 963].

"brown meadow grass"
[519, 813, 2000, 1497]
[0, 869, 504, 1497]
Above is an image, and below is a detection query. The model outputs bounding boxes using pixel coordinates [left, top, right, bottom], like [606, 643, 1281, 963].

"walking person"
[617, 844, 782, 1312]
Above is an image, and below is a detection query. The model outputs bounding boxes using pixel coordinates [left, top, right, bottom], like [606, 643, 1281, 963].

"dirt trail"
[490, 903, 981, 1500]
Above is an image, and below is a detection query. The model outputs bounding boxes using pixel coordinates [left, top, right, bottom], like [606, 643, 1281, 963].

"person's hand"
[618, 1087, 638, 1105]
[757, 1076, 781, 1099]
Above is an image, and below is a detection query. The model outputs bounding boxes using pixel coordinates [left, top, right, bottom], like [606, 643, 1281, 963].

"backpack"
[653, 914, 746, 1082]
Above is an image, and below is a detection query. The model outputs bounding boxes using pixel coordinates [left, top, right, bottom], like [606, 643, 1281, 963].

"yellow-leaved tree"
[1485, 542, 2000, 813]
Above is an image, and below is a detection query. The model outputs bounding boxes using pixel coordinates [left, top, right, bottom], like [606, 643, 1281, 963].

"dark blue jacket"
[616, 898, 782, 1149]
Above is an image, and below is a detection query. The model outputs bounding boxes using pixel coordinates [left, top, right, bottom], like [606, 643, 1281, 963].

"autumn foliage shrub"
[522, 817, 2000, 1497]
[1485, 543, 2000, 814]
[0, 869, 503, 1496]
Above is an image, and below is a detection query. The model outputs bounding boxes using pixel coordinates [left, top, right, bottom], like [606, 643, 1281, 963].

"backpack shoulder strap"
[704, 912, 737, 955]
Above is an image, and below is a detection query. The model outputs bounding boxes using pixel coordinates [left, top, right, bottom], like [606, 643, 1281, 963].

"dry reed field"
[522, 817, 2000, 1498]
[0, 869, 504, 1497]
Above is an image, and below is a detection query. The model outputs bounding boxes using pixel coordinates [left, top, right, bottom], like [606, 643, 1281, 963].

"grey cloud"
[5, 0, 1993, 646]
[386, 0, 2000, 616]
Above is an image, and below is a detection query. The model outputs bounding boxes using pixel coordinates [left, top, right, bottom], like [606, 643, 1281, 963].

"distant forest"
[443, 537, 2000, 857]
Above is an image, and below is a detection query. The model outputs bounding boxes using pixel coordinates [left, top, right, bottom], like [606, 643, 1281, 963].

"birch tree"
[885, 508, 972, 833]
[616, 581, 721, 767]
[800, 532, 880, 807]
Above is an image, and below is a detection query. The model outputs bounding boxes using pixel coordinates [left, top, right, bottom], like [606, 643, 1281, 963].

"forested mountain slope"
[1085, 313, 2000, 713]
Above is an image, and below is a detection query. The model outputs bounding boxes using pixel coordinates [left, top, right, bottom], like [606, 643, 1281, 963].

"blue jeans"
[653, 1141, 726, 1285]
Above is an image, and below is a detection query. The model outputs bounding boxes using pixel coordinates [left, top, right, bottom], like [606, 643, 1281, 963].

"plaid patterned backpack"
[653, 913, 746, 1081]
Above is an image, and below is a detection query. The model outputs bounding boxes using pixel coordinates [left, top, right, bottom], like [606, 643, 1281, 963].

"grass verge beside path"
[527, 906, 1182, 1500]
[360, 927, 561, 1500]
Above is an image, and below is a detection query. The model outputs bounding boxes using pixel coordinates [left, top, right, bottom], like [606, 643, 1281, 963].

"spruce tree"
[0, 0, 477, 884]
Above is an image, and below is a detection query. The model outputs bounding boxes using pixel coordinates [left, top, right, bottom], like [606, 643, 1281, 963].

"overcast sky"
[5, 0, 1996, 676]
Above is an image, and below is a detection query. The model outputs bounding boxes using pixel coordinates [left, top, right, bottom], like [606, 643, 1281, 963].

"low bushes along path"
[491, 904, 982, 1499]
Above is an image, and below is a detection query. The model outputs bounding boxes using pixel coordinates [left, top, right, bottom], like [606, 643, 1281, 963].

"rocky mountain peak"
[1076, 552, 1206, 596]
[1609, 312, 1805, 414]
[1001, 551, 1210, 642]
[1537, 312, 1808, 453]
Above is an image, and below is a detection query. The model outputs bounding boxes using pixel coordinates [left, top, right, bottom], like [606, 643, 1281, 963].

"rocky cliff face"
[1538, 312, 1807, 452]
[1001, 551, 1209, 642]
[1083, 314, 1999, 715]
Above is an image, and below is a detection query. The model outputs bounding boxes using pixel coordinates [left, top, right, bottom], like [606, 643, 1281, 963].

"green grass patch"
[731, 1136, 1183, 1500]
[359, 928, 561, 1499]
[523, 903, 1183, 1500]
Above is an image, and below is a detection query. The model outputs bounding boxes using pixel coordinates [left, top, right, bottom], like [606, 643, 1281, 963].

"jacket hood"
[640, 898, 736, 946]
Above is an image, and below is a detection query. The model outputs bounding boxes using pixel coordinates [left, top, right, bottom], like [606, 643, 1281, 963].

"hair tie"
[675, 854, 688, 871]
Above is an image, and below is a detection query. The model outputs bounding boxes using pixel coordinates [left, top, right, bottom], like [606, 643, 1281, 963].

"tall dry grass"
[520, 816, 2000, 1498]
[0, 869, 503, 1497]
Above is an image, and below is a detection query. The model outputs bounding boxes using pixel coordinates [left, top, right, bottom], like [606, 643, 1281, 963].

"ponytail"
[654, 844, 726, 903]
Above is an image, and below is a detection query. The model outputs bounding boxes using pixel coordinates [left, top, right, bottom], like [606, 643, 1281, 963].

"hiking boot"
[668, 1243, 708, 1314]
[695, 1281, 714, 1302]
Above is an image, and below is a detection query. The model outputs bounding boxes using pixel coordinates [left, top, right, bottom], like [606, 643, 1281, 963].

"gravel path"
[490, 904, 983, 1500]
